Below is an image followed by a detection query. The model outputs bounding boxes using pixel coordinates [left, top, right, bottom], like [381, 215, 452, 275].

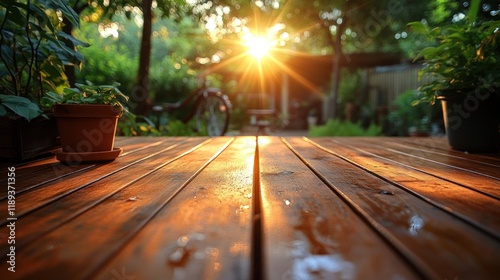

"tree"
[134, 0, 154, 115]
[196, 0, 415, 118]
[63, 0, 191, 115]
[124, 0, 190, 115]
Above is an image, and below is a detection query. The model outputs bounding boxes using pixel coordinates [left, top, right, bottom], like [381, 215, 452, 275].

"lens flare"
[244, 35, 271, 60]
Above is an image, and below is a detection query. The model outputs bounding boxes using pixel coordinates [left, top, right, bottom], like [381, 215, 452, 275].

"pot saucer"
[55, 148, 122, 163]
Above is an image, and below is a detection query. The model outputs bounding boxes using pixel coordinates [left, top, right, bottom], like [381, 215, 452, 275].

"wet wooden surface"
[0, 136, 499, 279]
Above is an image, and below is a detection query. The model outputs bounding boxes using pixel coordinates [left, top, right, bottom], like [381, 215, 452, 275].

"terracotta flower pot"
[53, 104, 122, 163]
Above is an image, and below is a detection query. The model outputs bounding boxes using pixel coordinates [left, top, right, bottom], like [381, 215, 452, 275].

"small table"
[246, 109, 279, 135]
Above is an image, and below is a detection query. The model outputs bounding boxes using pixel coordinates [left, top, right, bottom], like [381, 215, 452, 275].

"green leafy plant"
[387, 90, 433, 136]
[162, 119, 202, 136]
[338, 69, 363, 104]
[118, 115, 160, 136]
[41, 81, 130, 113]
[408, 18, 500, 104]
[0, 0, 88, 121]
[309, 119, 382, 137]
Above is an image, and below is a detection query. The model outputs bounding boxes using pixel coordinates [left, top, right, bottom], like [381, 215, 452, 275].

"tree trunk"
[134, 0, 153, 115]
[326, 21, 345, 120]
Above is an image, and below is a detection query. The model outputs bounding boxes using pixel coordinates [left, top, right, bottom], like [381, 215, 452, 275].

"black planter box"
[0, 115, 59, 162]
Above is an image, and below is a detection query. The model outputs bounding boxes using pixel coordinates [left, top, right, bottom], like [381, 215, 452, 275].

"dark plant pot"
[438, 89, 500, 153]
[0, 115, 59, 162]
[53, 104, 121, 155]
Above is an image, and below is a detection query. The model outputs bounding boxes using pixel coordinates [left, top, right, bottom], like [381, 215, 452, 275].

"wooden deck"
[1, 136, 499, 279]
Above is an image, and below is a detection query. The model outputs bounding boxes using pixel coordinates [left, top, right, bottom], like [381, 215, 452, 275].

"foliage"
[75, 13, 205, 104]
[118, 115, 160, 136]
[118, 114, 207, 137]
[65, 0, 198, 115]
[41, 81, 129, 113]
[75, 41, 137, 91]
[408, 14, 500, 103]
[387, 90, 432, 136]
[162, 119, 204, 136]
[0, 0, 88, 121]
[74, 15, 139, 100]
[309, 119, 382, 137]
[338, 69, 363, 104]
[149, 56, 197, 104]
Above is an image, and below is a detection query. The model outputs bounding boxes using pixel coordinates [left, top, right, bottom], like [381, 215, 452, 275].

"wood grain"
[258, 137, 420, 280]
[1, 136, 498, 280]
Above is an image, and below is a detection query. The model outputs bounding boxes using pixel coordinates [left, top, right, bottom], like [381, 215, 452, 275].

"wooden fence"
[367, 63, 429, 107]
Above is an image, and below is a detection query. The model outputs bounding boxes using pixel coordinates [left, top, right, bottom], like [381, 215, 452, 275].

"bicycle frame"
[151, 86, 231, 135]
[181, 87, 230, 124]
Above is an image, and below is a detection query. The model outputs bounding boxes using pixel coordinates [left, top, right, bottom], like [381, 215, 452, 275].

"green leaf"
[44, 91, 64, 103]
[40, 97, 55, 110]
[82, 97, 97, 103]
[27, 1, 54, 32]
[57, 31, 90, 48]
[4, 5, 26, 27]
[43, 0, 80, 28]
[407, 21, 428, 35]
[467, 0, 480, 22]
[0, 104, 8, 116]
[0, 94, 43, 121]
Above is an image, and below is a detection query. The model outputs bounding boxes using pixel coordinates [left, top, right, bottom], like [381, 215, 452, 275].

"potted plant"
[40, 81, 129, 164]
[408, 14, 500, 152]
[0, 0, 87, 161]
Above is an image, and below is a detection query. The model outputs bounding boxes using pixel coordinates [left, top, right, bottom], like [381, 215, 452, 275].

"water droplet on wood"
[379, 190, 394, 195]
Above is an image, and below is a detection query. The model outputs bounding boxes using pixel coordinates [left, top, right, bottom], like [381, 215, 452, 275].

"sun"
[243, 35, 271, 60]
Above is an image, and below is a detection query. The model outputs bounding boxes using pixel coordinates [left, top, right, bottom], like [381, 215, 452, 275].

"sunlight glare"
[257, 137, 270, 146]
[244, 35, 271, 60]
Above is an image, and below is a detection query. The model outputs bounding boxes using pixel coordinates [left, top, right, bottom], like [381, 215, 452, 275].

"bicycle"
[151, 85, 232, 136]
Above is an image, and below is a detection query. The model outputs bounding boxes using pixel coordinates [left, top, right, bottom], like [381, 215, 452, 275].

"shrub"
[76, 44, 137, 93]
[309, 119, 382, 137]
[161, 119, 204, 136]
[387, 90, 432, 136]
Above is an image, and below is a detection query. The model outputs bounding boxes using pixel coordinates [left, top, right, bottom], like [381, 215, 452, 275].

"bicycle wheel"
[195, 94, 230, 136]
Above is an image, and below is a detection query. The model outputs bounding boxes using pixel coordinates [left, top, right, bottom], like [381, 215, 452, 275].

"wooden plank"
[0, 137, 166, 199]
[92, 136, 256, 280]
[387, 137, 500, 165]
[339, 137, 500, 180]
[308, 137, 500, 235]
[287, 137, 500, 279]
[0, 137, 209, 257]
[0, 136, 141, 172]
[0, 137, 238, 279]
[332, 137, 500, 198]
[1, 136, 498, 279]
[257, 137, 420, 280]
[0, 138, 197, 224]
